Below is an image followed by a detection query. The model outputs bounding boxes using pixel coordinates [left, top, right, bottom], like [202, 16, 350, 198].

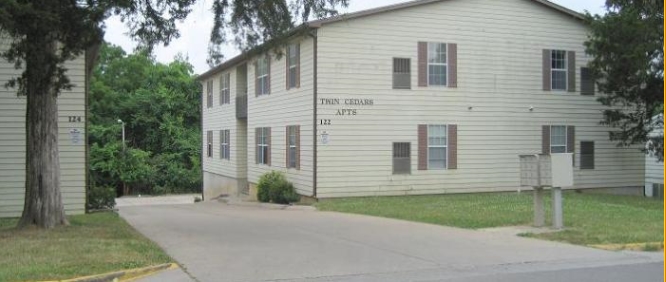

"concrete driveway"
[119, 202, 663, 282]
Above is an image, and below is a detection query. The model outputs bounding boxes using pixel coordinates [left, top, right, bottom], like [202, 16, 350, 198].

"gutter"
[309, 29, 318, 199]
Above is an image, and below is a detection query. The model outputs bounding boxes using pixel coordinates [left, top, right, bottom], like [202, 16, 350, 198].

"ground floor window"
[428, 125, 447, 169]
[220, 130, 230, 160]
[550, 125, 567, 153]
[256, 127, 270, 165]
[393, 142, 411, 174]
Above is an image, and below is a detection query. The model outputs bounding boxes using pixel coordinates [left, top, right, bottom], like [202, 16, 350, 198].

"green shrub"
[87, 185, 116, 210]
[257, 171, 300, 204]
[275, 183, 300, 204]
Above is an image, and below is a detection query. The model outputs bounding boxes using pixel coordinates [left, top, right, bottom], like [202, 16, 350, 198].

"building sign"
[321, 131, 329, 145]
[69, 128, 81, 145]
[319, 98, 375, 125]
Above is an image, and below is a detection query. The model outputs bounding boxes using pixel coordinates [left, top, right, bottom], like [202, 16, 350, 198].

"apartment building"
[0, 37, 89, 217]
[199, 0, 645, 200]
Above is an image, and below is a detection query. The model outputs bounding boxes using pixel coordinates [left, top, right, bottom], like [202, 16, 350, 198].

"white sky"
[103, 0, 606, 75]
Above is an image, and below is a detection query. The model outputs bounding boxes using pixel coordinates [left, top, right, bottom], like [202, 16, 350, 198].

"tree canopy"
[585, 0, 664, 161]
[0, 0, 349, 228]
[89, 43, 201, 201]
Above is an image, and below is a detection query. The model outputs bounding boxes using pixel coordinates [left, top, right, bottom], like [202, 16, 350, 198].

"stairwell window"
[287, 44, 300, 89]
[551, 50, 567, 91]
[220, 73, 230, 105]
[206, 80, 213, 108]
[256, 56, 270, 96]
[428, 43, 447, 86]
[206, 131, 213, 157]
[550, 125, 567, 153]
[428, 125, 447, 169]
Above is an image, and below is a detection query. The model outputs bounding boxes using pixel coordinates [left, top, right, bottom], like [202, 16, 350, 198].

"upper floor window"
[287, 44, 300, 89]
[206, 80, 213, 108]
[550, 125, 567, 153]
[220, 73, 230, 105]
[428, 43, 447, 86]
[256, 56, 270, 96]
[551, 50, 567, 91]
[393, 58, 411, 89]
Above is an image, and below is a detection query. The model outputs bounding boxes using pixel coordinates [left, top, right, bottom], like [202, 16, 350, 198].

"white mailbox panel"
[551, 153, 573, 187]
[519, 154, 572, 188]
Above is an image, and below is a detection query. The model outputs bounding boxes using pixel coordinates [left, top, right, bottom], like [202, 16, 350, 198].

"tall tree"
[0, 0, 348, 228]
[585, 0, 664, 161]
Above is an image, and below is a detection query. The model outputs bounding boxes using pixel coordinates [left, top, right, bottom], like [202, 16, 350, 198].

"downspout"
[308, 28, 318, 199]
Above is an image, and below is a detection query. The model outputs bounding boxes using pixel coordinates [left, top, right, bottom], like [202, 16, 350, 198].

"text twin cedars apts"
[319, 98, 374, 116]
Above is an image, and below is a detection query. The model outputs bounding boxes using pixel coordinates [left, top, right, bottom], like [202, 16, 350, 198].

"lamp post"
[117, 119, 125, 150]
[117, 119, 128, 196]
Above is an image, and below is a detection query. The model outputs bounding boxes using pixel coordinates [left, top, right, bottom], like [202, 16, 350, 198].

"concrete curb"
[588, 242, 664, 251]
[40, 263, 178, 282]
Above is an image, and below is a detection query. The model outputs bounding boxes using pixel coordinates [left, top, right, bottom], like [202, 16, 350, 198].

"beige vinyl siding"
[247, 38, 314, 195]
[314, 0, 644, 197]
[202, 69, 240, 179]
[0, 38, 86, 217]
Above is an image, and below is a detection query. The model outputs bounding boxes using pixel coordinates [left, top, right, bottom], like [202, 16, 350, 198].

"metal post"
[118, 119, 126, 150]
[552, 187, 563, 229]
[534, 187, 545, 227]
[118, 119, 127, 195]
[121, 122, 125, 150]
[533, 154, 545, 227]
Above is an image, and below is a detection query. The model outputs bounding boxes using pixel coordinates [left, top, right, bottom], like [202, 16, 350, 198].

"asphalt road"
[120, 202, 663, 282]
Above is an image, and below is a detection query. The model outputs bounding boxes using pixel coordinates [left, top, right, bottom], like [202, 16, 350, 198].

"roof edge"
[198, 0, 586, 80]
[196, 25, 312, 81]
[309, 0, 584, 27]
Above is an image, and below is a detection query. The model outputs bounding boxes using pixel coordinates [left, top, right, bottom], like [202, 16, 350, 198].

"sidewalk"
[115, 194, 200, 207]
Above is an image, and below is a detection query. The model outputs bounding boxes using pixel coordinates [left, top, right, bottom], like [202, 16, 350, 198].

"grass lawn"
[316, 192, 664, 246]
[0, 212, 171, 282]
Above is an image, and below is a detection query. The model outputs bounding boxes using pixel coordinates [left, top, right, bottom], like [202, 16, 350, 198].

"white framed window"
[206, 80, 213, 108]
[256, 56, 269, 95]
[287, 126, 298, 168]
[220, 130, 230, 160]
[428, 125, 447, 169]
[220, 73, 230, 105]
[551, 50, 567, 91]
[257, 127, 270, 165]
[206, 131, 213, 157]
[550, 125, 567, 153]
[427, 43, 447, 86]
[287, 44, 299, 89]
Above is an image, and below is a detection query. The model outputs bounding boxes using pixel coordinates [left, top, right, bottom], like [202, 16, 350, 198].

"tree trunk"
[18, 39, 69, 228]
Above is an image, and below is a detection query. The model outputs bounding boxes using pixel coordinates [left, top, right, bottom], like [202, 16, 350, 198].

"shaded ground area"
[120, 202, 662, 282]
[0, 212, 171, 281]
[316, 192, 664, 245]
